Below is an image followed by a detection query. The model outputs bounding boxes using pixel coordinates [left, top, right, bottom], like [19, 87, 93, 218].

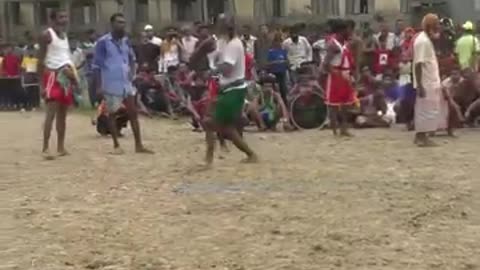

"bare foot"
[340, 130, 354, 137]
[415, 138, 438, 147]
[57, 149, 70, 157]
[42, 150, 55, 161]
[241, 154, 259, 164]
[136, 147, 154, 154]
[220, 145, 230, 153]
[110, 147, 125, 155]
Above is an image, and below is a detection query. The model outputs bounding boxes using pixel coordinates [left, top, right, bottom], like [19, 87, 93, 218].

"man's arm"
[321, 41, 340, 73]
[92, 39, 106, 96]
[413, 39, 427, 98]
[37, 30, 51, 95]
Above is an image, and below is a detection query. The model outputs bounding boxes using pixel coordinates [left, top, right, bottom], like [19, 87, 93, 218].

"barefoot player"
[93, 13, 153, 155]
[322, 19, 355, 136]
[38, 10, 77, 159]
[203, 14, 258, 166]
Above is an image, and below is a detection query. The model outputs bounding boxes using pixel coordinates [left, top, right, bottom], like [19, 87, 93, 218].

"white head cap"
[144, 24, 153, 31]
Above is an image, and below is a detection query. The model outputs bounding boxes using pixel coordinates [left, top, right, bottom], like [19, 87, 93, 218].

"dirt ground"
[1, 112, 479, 270]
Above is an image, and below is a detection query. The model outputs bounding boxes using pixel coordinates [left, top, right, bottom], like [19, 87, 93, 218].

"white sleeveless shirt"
[330, 38, 344, 68]
[44, 28, 72, 70]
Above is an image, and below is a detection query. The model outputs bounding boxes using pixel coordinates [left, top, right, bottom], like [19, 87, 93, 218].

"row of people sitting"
[93, 59, 480, 136]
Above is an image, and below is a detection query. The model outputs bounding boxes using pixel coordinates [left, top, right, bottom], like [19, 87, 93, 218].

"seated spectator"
[246, 75, 291, 131]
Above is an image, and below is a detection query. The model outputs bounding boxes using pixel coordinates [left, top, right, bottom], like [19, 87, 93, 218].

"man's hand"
[417, 84, 426, 98]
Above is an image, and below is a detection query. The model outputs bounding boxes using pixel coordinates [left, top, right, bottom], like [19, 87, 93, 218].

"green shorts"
[214, 86, 247, 125]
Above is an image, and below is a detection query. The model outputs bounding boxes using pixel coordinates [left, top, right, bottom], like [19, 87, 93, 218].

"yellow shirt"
[21, 56, 38, 73]
[455, 34, 480, 70]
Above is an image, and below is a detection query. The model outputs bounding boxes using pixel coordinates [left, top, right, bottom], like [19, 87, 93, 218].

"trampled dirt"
[1, 112, 479, 270]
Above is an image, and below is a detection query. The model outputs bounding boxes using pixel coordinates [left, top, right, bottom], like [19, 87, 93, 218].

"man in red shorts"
[322, 19, 355, 136]
[37, 9, 77, 159]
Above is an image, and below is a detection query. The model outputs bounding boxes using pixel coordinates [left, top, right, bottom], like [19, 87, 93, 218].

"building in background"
[0, 0, 410, 41]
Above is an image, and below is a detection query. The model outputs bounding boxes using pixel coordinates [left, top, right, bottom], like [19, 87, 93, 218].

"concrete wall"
[375, 0, 401, 12]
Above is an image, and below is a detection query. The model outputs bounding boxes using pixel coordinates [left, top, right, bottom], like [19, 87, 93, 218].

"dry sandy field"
[1, 112, 479, 270]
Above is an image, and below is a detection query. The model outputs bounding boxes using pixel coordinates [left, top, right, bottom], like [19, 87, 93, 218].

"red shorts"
[325, 71, 355, 106]
[43, 70, 73, 106]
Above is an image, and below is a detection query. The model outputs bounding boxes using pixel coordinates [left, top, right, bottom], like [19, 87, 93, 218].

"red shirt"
[245, 53, 254, 81]
[3, 54, 21, 77]
[373, 48, 393, 75]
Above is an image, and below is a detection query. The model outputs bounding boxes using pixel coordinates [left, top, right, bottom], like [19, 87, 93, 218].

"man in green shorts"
[204, 14, 258, 166]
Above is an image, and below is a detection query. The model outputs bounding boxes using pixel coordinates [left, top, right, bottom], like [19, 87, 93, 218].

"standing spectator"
[394, 19, 406, 48]
[413, 14, 442, 147]
[254, 24, 271, 71]
[78, 29, 98, 107]
[454, 21, 480, 71]
[268, 33, 289, 104]
[135, 31, 161, 72]
[158, 27, 182, 73]
[3, 44, 21, 77]
[282, 26, 312, 83]
[21, 45, 40, 110]
[241, 25, 257, 57]
[189, 24, 214, 74]
[144, 24, 162, 47]
[181, 26, 198, 63]
[375, 20, 396, 51]
[93, 13, 153, 155]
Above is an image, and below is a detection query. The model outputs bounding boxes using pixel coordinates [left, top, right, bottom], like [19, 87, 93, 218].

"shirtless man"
[38, 10, 77, 159]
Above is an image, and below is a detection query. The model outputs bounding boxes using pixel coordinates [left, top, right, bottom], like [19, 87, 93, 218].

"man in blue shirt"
[94, 13, 153, 155]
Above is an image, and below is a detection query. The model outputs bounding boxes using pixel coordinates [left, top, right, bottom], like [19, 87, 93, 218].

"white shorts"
[104, 88, 136, 113]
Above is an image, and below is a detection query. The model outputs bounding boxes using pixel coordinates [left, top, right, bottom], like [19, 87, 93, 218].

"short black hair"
[85, 28, 95, 35]
[328, 19, 348, 34]
[110, 13, 124, 23]
[49, 9, 65, 21]
[346, 19, 356, 30]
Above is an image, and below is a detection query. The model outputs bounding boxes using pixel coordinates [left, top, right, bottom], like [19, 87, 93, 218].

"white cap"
[144, 24, 153, 31]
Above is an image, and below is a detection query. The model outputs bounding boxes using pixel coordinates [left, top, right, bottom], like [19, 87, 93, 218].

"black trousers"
[24, 85, 40, 109]
[0, 78, 23, 109]
[273, 71, 289, 105]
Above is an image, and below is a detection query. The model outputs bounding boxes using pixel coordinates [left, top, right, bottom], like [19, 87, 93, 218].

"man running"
[93, 13, 153, 155]
[38, 10, 77, 159]
[413, 14, 442, 147]
[204, 14, 258, 166]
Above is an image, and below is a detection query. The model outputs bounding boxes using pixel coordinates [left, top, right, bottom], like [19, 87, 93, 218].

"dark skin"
[203, 17, 258, 167]
[322, 31, 353, 137]
[414, 21, 441, 147]
[95, 15, 153, 155]
[37, 11, 70, 159]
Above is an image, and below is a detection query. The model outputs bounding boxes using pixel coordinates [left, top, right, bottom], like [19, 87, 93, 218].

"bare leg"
[339, 106, 353, 137]
[414, 132, 437, 147]
[328, 106, 339, 136]
[107, 110, 123, 154]
[224, 126, 258, 163]
[56, 104, 69, 155]
[42, 102, 58, 159]
[125, 95, 153, 154]
[204, 118, 216, 165]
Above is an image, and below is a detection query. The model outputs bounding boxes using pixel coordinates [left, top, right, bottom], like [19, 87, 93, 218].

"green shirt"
[455, 34, 480, 69]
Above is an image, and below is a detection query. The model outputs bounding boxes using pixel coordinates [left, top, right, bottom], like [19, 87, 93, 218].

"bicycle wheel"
[289, 91, 328, 130]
